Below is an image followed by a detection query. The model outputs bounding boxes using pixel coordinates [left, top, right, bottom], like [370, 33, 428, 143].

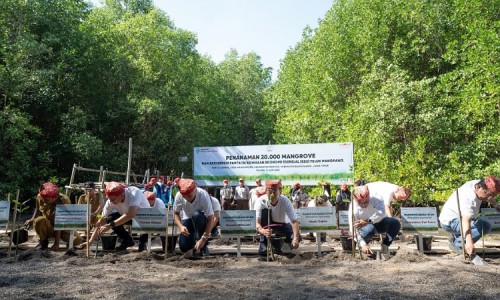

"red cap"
[174, 177, 181, 184]
[144, 191, 155, 201]
[39, 182, 59, 198]
[266, 179, 282, 189]
[105, 181, 126, 197]
[159, 176, 165, 182]
[149, 177, 157, 184]
[167, 180, 173, 187]
[294, 182, 300, 188]
[179, 179, 196, 196]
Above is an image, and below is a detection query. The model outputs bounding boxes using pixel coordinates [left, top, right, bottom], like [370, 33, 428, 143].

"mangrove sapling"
[9, 191, 30, 257]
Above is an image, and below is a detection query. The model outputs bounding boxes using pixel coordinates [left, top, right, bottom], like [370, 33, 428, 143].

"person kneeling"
[173, 179, 215, 257]
[255, 179, 300, 256]
[349, 185, 400, 255]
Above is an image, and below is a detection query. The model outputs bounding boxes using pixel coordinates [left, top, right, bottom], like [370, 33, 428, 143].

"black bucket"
[340, 235, 356, 251]
[414, 235, 433, 251]
[161, 236, 178, 252]
[8, 228, 29, 245]
[100, 235, 117, 251]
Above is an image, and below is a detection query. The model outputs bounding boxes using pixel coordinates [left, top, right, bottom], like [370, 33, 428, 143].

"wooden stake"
[456, 189, 467, 260]
[85, 189, 91, 258]
[164, 206, 169, 260]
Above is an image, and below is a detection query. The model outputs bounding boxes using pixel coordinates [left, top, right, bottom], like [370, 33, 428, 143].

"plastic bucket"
[161, 236, 178, 252]
[414, 235, 433, 251]
[100, 235, 117, 250]
[340, 235, 356, 251]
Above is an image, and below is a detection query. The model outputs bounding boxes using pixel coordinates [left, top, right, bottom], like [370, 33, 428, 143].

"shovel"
[469, 253, 486, 266]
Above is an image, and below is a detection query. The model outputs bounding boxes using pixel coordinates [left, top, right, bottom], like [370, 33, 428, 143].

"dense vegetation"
[1, 0, 498, 206]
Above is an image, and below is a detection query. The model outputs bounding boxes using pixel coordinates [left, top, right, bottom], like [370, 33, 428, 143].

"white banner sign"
[480, 208, 500, 232]
[298, 207, 336, 231]
[220, 210, 256, 235]
[132, 208, 167, 232]
[0, 201, 10, 225]
[401, 207, 439, 231]
[54, 204, 87, 230]
[193, 143, 354, 186]
[338, 210, 350, 228]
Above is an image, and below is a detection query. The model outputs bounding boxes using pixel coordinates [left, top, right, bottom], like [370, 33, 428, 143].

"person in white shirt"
[220, 179, 234, 210]
[348, 185, 401, 255]
[79, 181, 150, 251]
[174, 178, 214, 256]
[234, 178, 250, 210]
[255, 179, 300, 255]
[137, 191, 167, 251]
[366, 181, 411, 217]
[248, 178, 264, 210]
[439, 176, 500, 255]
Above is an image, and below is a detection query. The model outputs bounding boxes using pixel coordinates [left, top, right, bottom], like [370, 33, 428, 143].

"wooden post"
[350, 191, 355, 258]
[85, 189, 91, 258]
[164, 206, 169, 260]
[66, 163, 77, 199]
[7, 193, 14, 258]
[126, 138, 132, 185]
[456, 189, 467, 260]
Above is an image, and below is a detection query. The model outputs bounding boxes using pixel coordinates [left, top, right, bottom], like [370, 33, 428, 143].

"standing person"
[173, 178, 215, 257]
[79, 182, 150, 251]
[137, 191, 166, 251]
[335, 183, 351, 211]
[255, 179, 300, 255]
[77, 182, 104, 226]
[249, 178, 264, 210]
[366, 181, 411, 217]
[150, 177, 166, 204]
[220, 179, 234, 210]
[439, 176, 500, 255]
[158, 176, 168, 204]
[234, 178, 250, 210]
[348, 186, 401, 255]
[165, 180, 174, 206]
[292, 183, 310, 208]
[321, 182, 332, 202]
[24, 182, 82, 250]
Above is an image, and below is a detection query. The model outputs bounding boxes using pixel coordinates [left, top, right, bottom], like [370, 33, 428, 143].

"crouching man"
[348, 185, 400, 255]
[25, 182, 82, 250]
[173, 178, 214, 257]
[80, 182, 150, 251]
[255, 179, 300, 256]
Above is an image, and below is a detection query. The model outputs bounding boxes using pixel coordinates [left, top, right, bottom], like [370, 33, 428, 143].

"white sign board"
[193, 143, 354, 186]
[401, 207, 439, 231]
[338, 210, 350, 228]
[220, 210, 256, 235]
[132, 208, 166, 233]
[0, 201, 10, 225]
[298, 207, 336, 231]
[480, 208, 500, 232]
[54, 204, 87, 230]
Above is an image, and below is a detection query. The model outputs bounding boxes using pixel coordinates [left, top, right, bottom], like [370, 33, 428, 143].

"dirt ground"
[1, 232, 499, 300]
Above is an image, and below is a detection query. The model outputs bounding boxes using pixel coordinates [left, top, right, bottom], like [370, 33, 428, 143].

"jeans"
[441, 218, 492, 248]
[178, 210, 208, 253]
[258, 208, 293, 255]
[358, 217, 401, 246]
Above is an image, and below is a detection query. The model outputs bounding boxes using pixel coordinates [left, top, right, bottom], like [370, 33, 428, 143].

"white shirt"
[220, 185, 233, 199]
[151, 198, 166, 210]
[210, 196, 221, 213]
[248, 186, 263, 210]
[174, 188, 214, 221]
[348, 196, 386, 247]
[439, 180, 481, 226]
[366, 181, 401, 206]
[101, 186, 150, 217]
[255, 194, 297, 224]
[234, 184, 250, 200]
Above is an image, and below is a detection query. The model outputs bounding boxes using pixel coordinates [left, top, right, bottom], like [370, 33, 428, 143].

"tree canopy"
[0, 0, 498, 205]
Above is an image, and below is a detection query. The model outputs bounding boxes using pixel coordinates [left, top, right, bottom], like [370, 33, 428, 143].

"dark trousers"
[179, 210, 208, 253]
[106, 212, 133, 242]
[258, 208, 293, 255]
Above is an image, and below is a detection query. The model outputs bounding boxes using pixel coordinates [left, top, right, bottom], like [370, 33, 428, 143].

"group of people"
[25, 175, 499, 260]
